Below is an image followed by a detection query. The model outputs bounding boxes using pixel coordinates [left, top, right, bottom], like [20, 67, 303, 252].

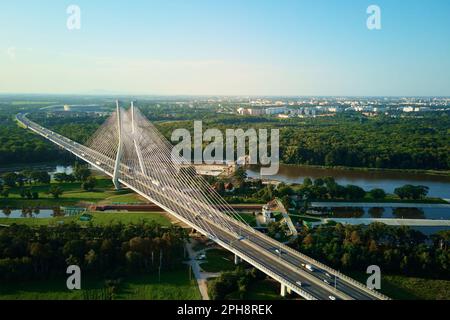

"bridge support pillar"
[131, 101, 146, 175]
[234, 254, 241, 265]
[280, 284, 286, 297]
[112, 100, 123, 190]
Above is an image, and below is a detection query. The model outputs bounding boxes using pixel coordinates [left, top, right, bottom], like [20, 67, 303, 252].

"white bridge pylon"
[86, 102, 252, 238]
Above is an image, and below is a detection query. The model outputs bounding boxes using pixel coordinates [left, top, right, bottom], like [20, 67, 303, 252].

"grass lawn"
[245, 279, 283, 300]
[1, 177, 152, 207]
[0, 212, 172, 227]
[1, 178, 117, 207]
[0, 266, 201, 300]
[201, 249, 236, 273]
[238, 213, 257, 226]
[99, 192, 146, 204]
[348, 272, 450, 300]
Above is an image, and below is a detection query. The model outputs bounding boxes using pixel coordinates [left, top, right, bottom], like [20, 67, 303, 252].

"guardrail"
[217, 239, 318, 300]
[258, 232, 391, 300]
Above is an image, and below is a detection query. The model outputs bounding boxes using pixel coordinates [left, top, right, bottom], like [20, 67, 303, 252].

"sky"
[1, 0, 450, 96]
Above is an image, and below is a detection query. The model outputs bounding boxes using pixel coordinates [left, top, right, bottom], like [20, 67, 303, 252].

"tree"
[314, 178, 324, 187]
[394, 185, 429, 200]
[303, 234, 314, 246]
[54, 173, 67, 183]
[303, 177, 313, 187]
[2, 173, 17, 188]
[214, 181, 225, 194]
[345, 185, 366, 200]
[73, 163, 91, 182]
[369, 188, 386, 200]
[1, 185, 10, 198]
[82, 177, 97, 191]
[65, 174, 76, 183]
[48, 186, 63, 199]
[277, 184, 293, 197]
[30, 171, 50, 185]
[350, 230, 361, 245]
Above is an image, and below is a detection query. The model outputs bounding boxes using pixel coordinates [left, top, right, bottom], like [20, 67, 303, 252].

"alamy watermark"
[66, 265, 81, 290]
[67, 5, 81, 30]
[171, 121, 280, 176]
[367, 5, 382, 30]
[366, 265, 381, 290]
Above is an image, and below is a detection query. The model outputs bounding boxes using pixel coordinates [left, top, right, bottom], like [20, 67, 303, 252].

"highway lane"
[235, 228, 375, 300]
[17, 113, 387, 300]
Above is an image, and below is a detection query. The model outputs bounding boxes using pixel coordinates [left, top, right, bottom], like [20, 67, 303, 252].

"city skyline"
[1, 0, 450, 96]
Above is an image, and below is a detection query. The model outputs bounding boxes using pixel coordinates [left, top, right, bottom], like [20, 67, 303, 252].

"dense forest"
[0, 114, 64, 165]
[0, 223, 187, 283]
[1, 101, 449, 171]
[155, 112, 450, 170]
[292, 223, 450, 279]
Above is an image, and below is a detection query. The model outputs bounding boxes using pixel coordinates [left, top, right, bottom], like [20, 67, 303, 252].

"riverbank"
[248, 164, 450, 199]
[275, 163, 450, 177]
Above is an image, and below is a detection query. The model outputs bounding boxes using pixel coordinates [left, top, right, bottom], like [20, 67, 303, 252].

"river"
[247, 165, 450, 199]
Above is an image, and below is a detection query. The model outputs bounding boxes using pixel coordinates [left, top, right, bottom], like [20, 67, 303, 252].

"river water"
[0, 209, 61, 219]
[247, 165, 450, 199]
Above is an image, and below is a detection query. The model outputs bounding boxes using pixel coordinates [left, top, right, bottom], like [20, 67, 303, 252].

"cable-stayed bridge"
[16, 103, 389, 301]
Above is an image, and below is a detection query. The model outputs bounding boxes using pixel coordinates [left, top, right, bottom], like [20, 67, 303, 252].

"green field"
[348, 272, 450, 300]
[0, 211, 172, 227]
[238, 213, 257, 226]
[200, 249, 236, 273]
[1, 177, 147, 207]
[245, 279, 283, 300]
[0, 267, 201, 300]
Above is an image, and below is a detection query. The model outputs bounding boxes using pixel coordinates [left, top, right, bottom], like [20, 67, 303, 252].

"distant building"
[327, 107, 342, 113]
[237, 107, 266, 116]
[265, 107, 286, 115]
[237, 107, 248, 115]
[63, 105, 71, 111]
[403, 107, 414, 112]
[248, 108, 265, 116]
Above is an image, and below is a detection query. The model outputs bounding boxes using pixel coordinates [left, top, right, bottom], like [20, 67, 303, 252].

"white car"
[323, 279, 330, 285]
[328, 295, 336, 301]
[296, 281, 302, 287]
[325, 272, 331, 278]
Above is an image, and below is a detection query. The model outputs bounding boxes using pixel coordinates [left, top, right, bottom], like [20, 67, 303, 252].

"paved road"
[185, 242, 217, 300]
[17, 113, 388, 301]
